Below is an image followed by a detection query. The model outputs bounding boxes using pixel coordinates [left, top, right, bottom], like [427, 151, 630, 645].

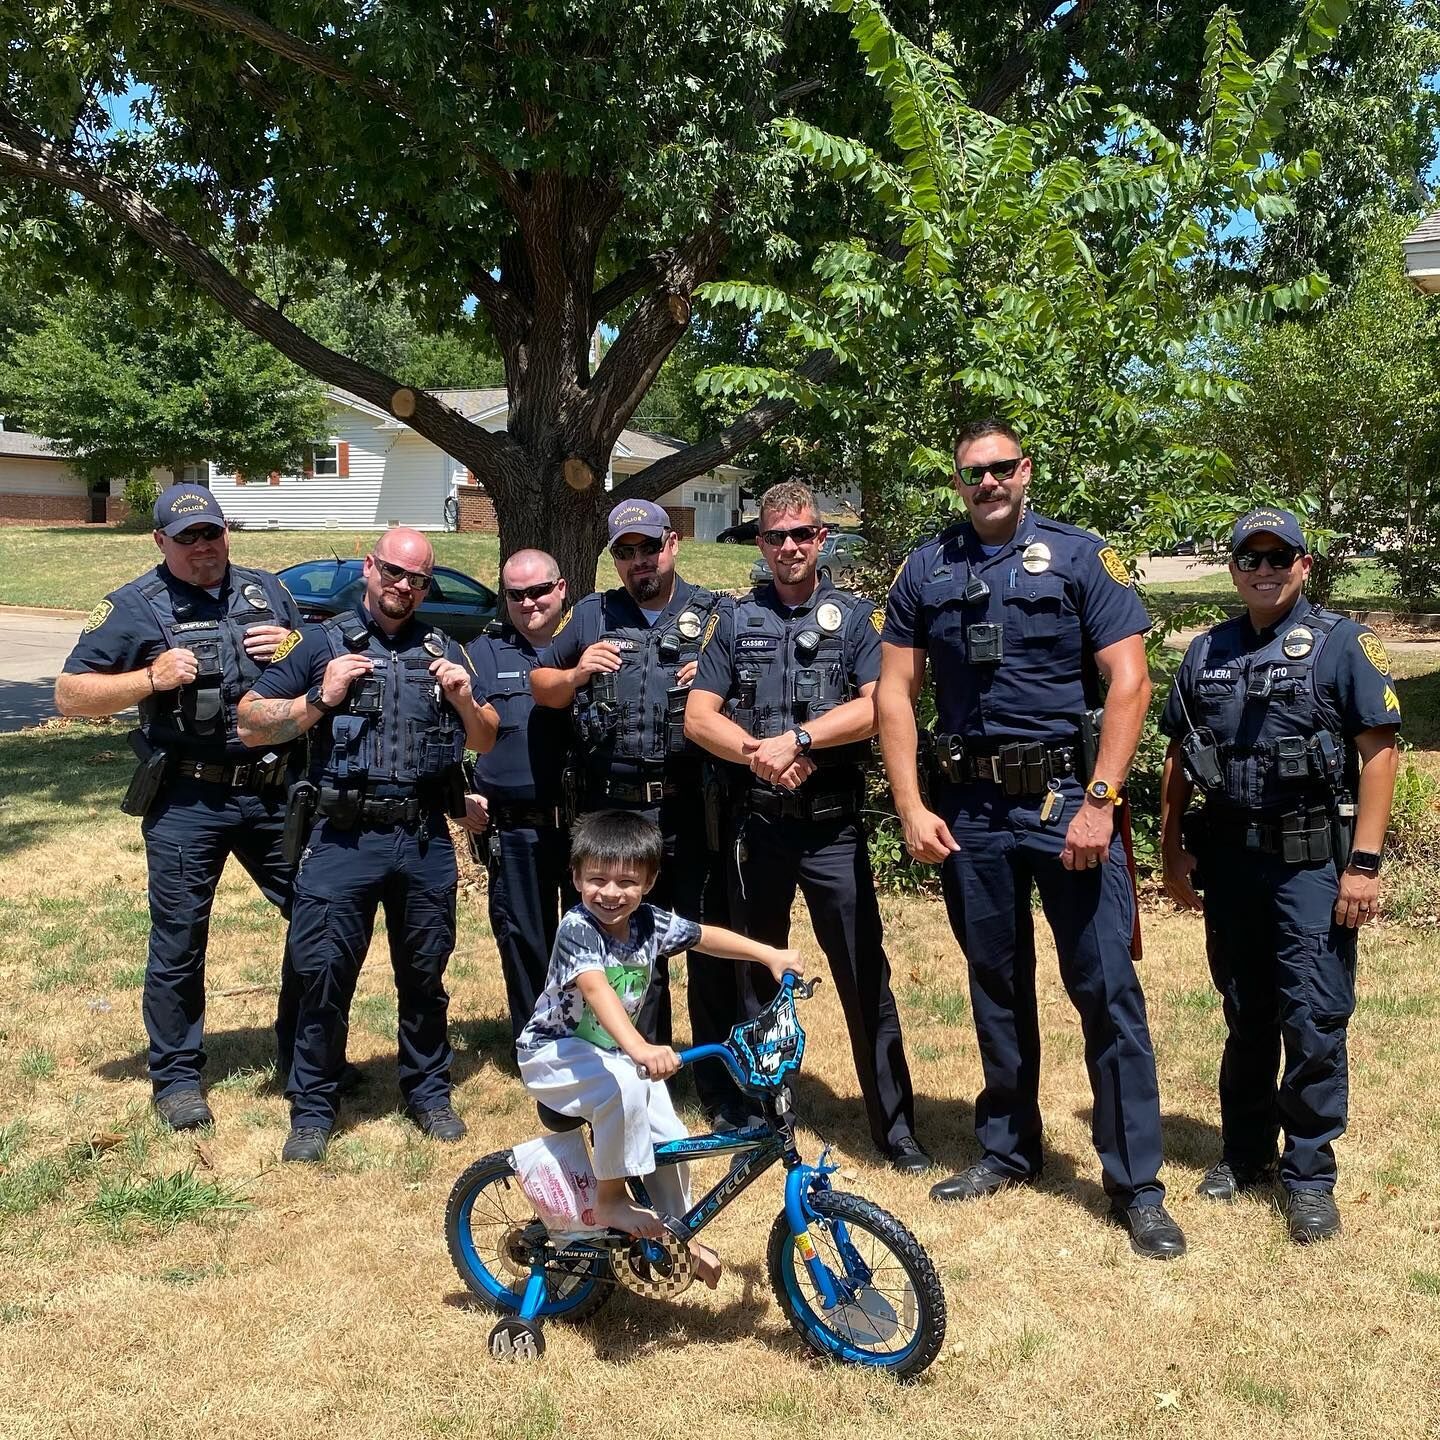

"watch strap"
[1349, 849, 1382, 875]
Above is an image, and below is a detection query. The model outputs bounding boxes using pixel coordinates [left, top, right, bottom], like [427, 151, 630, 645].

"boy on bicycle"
[518, 810, 802, 1282]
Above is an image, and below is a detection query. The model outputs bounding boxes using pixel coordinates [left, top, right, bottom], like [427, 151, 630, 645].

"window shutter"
[338, 441, 350, 478]
[465, 468, 475, 485]
[234, 471, 245, 485]
[302, 451, 314, 478]
[268, 471, 281, 486]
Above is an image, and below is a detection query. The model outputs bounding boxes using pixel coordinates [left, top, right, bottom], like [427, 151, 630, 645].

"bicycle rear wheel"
[767, 1190, 946, 1379]
[445, 1150, 612, 1322]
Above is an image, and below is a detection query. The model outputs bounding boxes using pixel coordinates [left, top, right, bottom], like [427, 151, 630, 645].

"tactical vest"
[1185, 608, 1349, 813]
[313, 612, 466, 794]
[472, 621, 570, 803]
[574, 587, 722, 768]
[137, 565, 286, 756]
[724, 587, 867, 771]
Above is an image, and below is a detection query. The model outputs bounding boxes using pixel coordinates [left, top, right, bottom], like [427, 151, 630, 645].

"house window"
[309, 442, 341, 477]
[179, 462, 208, 484]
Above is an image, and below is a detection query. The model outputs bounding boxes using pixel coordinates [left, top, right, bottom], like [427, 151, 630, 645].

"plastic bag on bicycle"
[512, 1131, 604, 1236]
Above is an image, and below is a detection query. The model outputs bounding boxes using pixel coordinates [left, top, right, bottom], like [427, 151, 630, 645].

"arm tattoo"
[242, 696, 306, 745]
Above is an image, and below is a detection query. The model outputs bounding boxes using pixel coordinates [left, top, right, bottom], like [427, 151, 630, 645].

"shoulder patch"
[701, 613, 720, 650]
[82, 600, 113, 634]
[1358, 632, 1390, 676]
[891, 560, 906, 586]
[553, 607, 572, 635]
[271, 629, 303, 663]
[869, 608, 884, 633]
[1384, 685, 1401, 716]
[1097, 546, 1130, 586]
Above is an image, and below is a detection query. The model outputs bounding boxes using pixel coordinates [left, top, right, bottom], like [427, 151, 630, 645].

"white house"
[213, 387, 749, 541]
[1403, 211, 1440, 294]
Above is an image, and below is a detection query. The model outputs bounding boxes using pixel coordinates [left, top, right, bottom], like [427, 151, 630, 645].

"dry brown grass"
[3, 721, 1440, 1440]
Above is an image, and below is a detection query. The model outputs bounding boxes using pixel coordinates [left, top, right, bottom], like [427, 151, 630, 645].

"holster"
[1330, 793, 1356, 873]
[1180, 808, 1208, 891]
[1079, 706, 1104, 780]
[443, 762, 468, 820]
[702, 763, 728, 853]
[282, 780, 318, 866]
[120, 729, 168, 817]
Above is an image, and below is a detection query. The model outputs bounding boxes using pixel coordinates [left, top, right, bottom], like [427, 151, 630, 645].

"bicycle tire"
[767, 1190, 946, 1379]
[445, 1150, 613, 1323]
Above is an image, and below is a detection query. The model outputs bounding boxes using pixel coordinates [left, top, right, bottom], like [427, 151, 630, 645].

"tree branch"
[609, 349, 842, 503]
[974, 0, 1100, 115]
[0, 103, 525, 481]
[590, 254, 664, 327]
[156, 0, 524, 212]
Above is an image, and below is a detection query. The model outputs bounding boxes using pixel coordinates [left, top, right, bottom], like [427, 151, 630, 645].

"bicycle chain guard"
[611, 1233, 695, 1297]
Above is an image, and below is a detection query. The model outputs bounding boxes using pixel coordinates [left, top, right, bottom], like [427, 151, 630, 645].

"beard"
[377, 589, 418, 620]
[628, 572, 662, 604]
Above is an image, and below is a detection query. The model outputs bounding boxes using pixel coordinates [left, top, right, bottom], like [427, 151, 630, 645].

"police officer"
[1160, 508, 1400, 1244]
[238, 528, 496, 1162]
[461, 548, 573, 1046]
[877, 419, 1185, 1259]
[686, 481, 930, 1171]
[530, 499, 743, 1125]
[56, 484, 304, 1132]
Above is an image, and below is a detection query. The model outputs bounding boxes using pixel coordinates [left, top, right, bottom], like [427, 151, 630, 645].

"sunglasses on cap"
[610, 537, 664, 562]
[373, 557, 434, 591]
[504, 580, 561, 604]
[759, 525, 822, 547]
[169, 524, 225, 546]
[955, 456, 1023, 486]
[1234, 546, 1300, 573]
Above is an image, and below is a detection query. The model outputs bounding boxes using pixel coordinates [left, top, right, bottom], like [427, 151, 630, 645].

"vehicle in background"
[716, 518, 760, 544]
[750, 532, 868, 587]
[277, 558, 498, 642]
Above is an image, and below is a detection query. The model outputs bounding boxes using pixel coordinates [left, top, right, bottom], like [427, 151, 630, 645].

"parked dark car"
[716, 518, 760, 544]
[1149, 537, 1199, 557]
[750, 532, 868, 587]
[277, 558, 498, 643]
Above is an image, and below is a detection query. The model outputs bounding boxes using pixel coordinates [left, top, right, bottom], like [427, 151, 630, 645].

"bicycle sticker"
[794, 1230, 816, 1260]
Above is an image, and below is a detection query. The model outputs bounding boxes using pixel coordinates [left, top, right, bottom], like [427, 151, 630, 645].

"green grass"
[1227, 1378, 1294, 1414]
[82, 1170, 252, 1237]
[1144, 558, 1426, 615]
[17, 1048, 55, 1082]
[1410, 1270, 1440, 1297]
[0, 526, 758, 609]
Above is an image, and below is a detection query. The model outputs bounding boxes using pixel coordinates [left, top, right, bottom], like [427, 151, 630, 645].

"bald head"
[500, 547, 567, 642]
[501, 548, 560, 590]
[374, 526, 434, 572]
[364, 526, 435, 631]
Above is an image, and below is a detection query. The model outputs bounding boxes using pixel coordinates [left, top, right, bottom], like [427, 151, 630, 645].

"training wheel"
[488, 1316, 545, 1362]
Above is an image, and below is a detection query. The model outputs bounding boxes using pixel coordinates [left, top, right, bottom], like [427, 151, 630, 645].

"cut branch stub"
[391, 387, 417, 418]
[563, 456, 597, 491]
[666, 293, 692, 326]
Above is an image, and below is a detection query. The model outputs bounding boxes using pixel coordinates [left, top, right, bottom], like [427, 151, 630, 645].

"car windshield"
[280, 561, 357, 599]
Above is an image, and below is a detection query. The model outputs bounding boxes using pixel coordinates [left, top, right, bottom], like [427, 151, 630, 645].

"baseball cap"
[607, 498, 670, 546]
[1230, 507, 1307, 556]
[154, 484, 227, 536]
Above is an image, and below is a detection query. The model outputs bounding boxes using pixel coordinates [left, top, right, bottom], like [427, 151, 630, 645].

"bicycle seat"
[537, 1103, 586, 1133]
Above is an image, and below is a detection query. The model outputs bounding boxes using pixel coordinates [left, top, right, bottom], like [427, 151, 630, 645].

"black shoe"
[929, 1163, 1025, 1203]
[887, 1137, 938, 1175]
[409, 1103, 467, 1142]
[1110, 1202, 1187, 1260]
[1283, 1188, 1341, 1244]
[154, 1086, 213, 1132]
[281, 1126, 330, 1164]
[1196, 1160, 1276, 1202]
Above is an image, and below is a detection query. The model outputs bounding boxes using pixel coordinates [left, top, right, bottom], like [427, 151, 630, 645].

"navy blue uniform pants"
[582, 787, 742, 1120]
[486, 823, 571, 1047]
[731, 811, 917, 1153]
[1200, 845, 1356, 1191]
[286, 814, 457, 1129]
[940, 783, 1165, 1206]
[141, 778, 294, 1099]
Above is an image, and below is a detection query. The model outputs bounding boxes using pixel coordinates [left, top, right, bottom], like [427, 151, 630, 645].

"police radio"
[1180, 727, 1224, 793]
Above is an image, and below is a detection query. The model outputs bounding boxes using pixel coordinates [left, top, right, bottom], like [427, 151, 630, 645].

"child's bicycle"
[445, 975, 947, 1378]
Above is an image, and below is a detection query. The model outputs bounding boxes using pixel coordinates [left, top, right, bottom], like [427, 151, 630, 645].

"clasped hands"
[743, 730, 813, 791]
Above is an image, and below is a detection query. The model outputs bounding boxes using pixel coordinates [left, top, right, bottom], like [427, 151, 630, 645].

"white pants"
[519, 1038, 692, 1218]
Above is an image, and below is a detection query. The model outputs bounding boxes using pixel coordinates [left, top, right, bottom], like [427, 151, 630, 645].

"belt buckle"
[232, 763, 252, 787]
[983, 755, 1002, 784]
[645, 780, 666, 804]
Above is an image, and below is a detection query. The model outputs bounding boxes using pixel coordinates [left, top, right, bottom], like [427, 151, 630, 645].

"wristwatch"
[1085, 779, 1123, 806]
[1349, 849, 1383, 876]
[792, 728, 813, 755]
[305, 683, 339, 715]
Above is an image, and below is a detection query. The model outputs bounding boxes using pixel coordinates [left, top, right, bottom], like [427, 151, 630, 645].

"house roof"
[1404, 211, 1440, 246]
[0, 430, 65, 461]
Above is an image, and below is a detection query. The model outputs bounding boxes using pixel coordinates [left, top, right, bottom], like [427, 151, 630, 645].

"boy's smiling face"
[574, 858, 655, 937]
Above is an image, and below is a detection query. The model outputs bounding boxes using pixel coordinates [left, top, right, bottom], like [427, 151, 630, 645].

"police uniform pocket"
[1296, 927, 1357, 1025]
[1003, 575, 1065, 644]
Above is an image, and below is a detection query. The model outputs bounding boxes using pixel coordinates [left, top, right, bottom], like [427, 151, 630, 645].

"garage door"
[690, 487, 730, 542]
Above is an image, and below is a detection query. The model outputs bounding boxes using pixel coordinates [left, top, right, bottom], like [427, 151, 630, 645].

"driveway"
[0, 611, 86, 733]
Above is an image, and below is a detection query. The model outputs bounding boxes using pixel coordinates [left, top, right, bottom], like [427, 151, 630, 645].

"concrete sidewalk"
[0, 612, 86, 733]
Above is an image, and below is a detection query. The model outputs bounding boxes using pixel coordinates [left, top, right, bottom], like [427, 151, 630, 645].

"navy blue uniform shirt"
[466, 624, 570, 804]
[540, 576, 708, 669]
[882, 513, 1149, 743]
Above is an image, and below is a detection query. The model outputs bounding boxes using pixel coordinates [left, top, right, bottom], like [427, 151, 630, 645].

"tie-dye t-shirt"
[518, 903, 701, 1054]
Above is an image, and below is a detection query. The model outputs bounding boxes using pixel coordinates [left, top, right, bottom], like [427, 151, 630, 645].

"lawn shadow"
[0, 718, 132, 859]
[1068, 1104, 1224, 1175]
[1394, 668, 1440, 749]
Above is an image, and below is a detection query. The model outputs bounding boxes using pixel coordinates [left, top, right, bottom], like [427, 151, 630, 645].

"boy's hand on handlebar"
[764, 948, 805, 984]
[632, 1043, 681, 1080]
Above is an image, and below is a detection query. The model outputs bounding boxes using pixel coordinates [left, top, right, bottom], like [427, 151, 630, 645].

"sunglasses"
[1234, 547, 1300, 573]
[169, 524, 225, 546]
[373, 557, 434, 591]
[610, 537, 664, 562]
[759, 525, 822, 547]
[504, 580, 561, 604]
[955, 456, 1023, 486]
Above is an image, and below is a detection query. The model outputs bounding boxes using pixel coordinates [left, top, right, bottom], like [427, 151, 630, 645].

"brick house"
[0, 430, 130, 527]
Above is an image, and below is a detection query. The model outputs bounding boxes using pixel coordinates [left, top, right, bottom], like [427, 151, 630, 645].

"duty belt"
[933, 734, 1079, 795]
[591, 776, 678, 805]
[745, 784, 858, 823]
[317, 791, 431, 828]
[491, 801, 561, 831]
[1202, 805, 1333, 864]
[170, 755, 289, 791]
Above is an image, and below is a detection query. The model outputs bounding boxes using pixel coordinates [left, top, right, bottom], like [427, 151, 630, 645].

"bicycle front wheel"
[767, 1190, 946, 1379]
[445, 1150, 612, 1323]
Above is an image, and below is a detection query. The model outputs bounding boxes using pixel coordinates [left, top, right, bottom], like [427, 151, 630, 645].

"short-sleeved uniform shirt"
[1160, 596, 1400, 756]
[517, 903, 701, 1054]
[63, 562, 301, 761]
[466, 624, 571, 805]
[882, 513, 1150, 743]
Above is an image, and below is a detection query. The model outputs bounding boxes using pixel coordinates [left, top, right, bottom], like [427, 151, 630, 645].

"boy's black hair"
[569, 809, 664, 880]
